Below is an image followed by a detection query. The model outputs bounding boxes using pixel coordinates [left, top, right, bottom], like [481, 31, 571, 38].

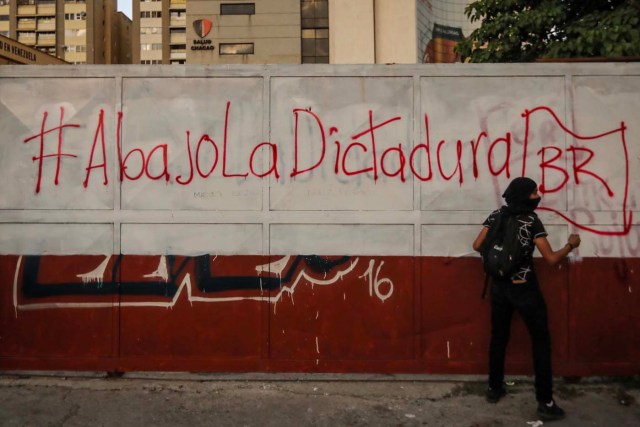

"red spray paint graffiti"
[21, 103, 633, 236]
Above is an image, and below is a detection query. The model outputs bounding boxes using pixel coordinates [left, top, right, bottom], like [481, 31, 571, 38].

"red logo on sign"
[193, 19, 212, 38]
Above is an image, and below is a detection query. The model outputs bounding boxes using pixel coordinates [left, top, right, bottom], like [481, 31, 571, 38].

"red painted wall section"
[420, 258, 570, 374]
[570, 259, 640, 371]
[0, 255, 118, 370]
[268, 257, 415, 368]
[118, 256, 267, 371]
[0, 255, 638, 375]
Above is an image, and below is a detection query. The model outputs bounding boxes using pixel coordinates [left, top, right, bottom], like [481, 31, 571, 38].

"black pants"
[488, 276, 553, 403]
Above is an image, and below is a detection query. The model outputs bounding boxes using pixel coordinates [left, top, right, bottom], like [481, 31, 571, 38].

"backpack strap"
[480, 208, 504, 299]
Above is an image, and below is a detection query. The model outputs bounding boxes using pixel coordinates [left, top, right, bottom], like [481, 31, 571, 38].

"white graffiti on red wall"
[12, 255, 393, 313]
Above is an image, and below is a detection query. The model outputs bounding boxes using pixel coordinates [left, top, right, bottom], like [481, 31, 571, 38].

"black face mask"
[524, 197, 541, 211]
[502, 177, 540, 214]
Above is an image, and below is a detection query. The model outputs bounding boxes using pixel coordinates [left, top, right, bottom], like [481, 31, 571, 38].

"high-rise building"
[418, 0, 476, 63]
[0, 32, 67, 63]
[132, 0, 472, 65]
[134, 0, 307, 65]
[112, 10, 132, 63]
[132, 0, 168, 64]
[330, 0, 475, 64]
[0, 0, 131, 64]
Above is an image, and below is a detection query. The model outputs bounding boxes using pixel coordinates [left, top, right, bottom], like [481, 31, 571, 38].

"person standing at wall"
[472, 177, 581, 422]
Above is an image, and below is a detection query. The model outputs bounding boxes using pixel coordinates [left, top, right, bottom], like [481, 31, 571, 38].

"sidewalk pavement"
[0, 372, 638, 426]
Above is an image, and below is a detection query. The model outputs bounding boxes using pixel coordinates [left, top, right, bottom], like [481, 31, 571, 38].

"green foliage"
[455, 0, 640, 62]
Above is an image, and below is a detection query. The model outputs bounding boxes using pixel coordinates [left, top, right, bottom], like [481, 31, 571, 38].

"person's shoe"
[537, 400, 566, 421]
[485, 387, 506, 403]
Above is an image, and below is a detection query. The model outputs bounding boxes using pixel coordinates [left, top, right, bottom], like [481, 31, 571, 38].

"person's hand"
[567, 234, 581, 250]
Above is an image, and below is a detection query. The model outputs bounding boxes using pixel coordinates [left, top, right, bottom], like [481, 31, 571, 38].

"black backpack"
[480, 209, 526, 297]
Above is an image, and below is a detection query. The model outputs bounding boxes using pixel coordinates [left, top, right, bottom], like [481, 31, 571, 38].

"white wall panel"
[270, 224, 414, 255]
[571, 76, 640, 217]
[0, 78, 115, 210]
[421, 224, 567, 258]
[0, 223, 113, 255]
[0, 64, 637, 258]
[270, 77, 414, 211]
[121, 223, 263, 255]
[419, 76, 566, 211]
[121, 77, 264, 211]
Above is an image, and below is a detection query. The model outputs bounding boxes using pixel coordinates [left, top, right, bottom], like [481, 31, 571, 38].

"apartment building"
[0, 0, 131, 64]
[112, 10, 131, 63]
[0, 32, 67, 63]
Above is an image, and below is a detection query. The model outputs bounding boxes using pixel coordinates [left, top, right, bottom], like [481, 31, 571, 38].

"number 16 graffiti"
[359, 259, 394, 302]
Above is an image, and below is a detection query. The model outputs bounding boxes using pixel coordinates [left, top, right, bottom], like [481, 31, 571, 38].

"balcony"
[169, 50, 185, 60]
[36, 34, 55, 45]
[18, 34, 36, 44]
[18, 5, 37, 15]
[17, 19, 37, 30]
[37, 4, 55, 15]
[169, 18, 185, 28]
[170, 33, 185, 44]
[37, 20, 56, 31]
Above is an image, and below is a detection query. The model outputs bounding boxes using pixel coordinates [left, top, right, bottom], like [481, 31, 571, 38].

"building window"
[219, 43, 254, 55]
[0, 15, 9, 21]
[220, 3, 255, 15]
[65, 12, 87, 20]
[0, 0, 10, 5]
[301, 0, 329, 63]
[141, 26, 161, 34]
[302, 28, 328, 63]
[141, 59, 162, 64]
[17, 0, 35, 5]
[64, 44, 87, 52]
[170, 27, 185, 34]
[301, 0, 328, 29]
[141, 11, 161, 18]
[141, 43, 162, 50]
[65, 28, 86, 37]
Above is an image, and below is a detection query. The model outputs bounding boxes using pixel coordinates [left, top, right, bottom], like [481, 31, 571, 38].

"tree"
[455, 0, 640, 62]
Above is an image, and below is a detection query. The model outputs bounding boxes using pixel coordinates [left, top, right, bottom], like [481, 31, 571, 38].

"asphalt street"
[0, 372, 638, 426]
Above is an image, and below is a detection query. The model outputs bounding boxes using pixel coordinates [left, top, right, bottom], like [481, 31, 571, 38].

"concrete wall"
[0, 63, 638, 374]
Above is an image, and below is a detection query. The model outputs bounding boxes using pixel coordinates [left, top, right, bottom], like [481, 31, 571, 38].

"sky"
[118, 0, 132, 20]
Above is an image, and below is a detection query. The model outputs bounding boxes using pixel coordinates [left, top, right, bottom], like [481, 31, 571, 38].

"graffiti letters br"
[22, 101, 632, 235]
